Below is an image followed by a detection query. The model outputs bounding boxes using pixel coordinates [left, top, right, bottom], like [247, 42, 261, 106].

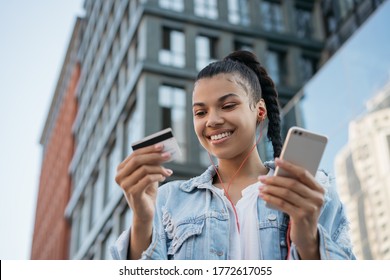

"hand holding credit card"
[131, 128, 182, 162]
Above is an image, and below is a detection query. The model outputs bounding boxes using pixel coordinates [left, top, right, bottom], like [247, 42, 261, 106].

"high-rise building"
[33, 0, 387, 259]
[31, 18, 83, 259]
[335, 81, 390, 260]
[320, 0, 385, 60]
[62, 0, 326, 259]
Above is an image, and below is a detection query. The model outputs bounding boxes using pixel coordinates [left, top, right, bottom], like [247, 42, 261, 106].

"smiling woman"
[112, 50, 356, 260]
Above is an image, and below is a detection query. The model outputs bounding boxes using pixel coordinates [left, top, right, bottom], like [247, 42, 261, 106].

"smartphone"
[265, 127, 328, 209]
[274, 126, 328, 179]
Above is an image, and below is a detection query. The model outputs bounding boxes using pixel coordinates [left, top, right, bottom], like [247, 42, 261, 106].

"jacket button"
[267, 214, 277, 221]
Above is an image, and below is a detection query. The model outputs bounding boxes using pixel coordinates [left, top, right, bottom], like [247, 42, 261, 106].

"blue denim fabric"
[111, 162, 356, 260]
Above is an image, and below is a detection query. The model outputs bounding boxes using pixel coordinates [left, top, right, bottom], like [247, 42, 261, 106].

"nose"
[206, 109, 224, 127]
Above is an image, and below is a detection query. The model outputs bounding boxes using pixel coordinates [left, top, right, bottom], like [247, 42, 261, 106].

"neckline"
[211, 168, 273, 196]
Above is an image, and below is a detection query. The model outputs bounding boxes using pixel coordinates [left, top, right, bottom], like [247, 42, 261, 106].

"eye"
[222, 103, 237, 110]
[194, 110, 206, 117]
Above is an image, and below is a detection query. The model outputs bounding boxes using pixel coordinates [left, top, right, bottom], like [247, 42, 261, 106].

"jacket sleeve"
[289, 171, 356, 260]
[110, 187, 170, 260]
[110, 229, 130, 260]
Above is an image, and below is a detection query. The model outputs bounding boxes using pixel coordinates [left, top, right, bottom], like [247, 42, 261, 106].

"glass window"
[91, 171, 104, 226]
[300, 56, 318, 83]
[105, 142, 122, 205]
[266, 49, 287, 85]
[110, 83, 118, 114]
[339, 0, 355, 19]
[80, 194, 91, 244]
[228, 0, 250, 26]
[158, 85, 187, 163]
[70, 208, 82, 256]
[103, 99, 110, 127]
[234, 41, 253, 52]
[296, 7, 313, 38]
[159, 0, 184, 12]
[127, 36, 138, 78]
[194, 0, 218, 19]
[119, 61, 126, 92]
[159, 28, 185, 68]
[101, 229, 116, 260]
[196, 35, 218, 71]
[126, 104, 142, 154]
[325, 10, 337, 36]
[260, 1, 284, 32]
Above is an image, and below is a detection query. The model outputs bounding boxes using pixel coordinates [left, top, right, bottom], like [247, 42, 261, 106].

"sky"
[300, 1, 390, 176]
[0, 0, 84, 259]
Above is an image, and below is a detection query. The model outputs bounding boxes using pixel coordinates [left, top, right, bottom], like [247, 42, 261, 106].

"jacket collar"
[179, 161, 275, 193]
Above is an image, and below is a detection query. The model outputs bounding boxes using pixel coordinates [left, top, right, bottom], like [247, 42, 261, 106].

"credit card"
[131, 128, 182, 162]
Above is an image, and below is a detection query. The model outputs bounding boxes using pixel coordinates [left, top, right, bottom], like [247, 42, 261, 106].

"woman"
[112, 50, 355, 260]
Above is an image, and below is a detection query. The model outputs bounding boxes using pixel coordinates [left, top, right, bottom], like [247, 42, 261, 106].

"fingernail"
[165, 169, 173, 176]
[159, 176, 166, 182]
[258, 192, 265, 198]
[275, 157, 282, 164]
[258, 175, 267, 182]
[155, 143, 163, 150]
[161, 152, 171, 159]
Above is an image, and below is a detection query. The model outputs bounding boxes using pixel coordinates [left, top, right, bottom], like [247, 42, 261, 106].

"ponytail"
[224, 51, 282, 158]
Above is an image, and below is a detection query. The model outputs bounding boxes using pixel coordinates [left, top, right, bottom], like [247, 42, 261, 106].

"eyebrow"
[192, 93, 239, 107]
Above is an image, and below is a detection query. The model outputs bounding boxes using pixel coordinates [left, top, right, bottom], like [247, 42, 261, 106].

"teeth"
[210, 132, 232, 141]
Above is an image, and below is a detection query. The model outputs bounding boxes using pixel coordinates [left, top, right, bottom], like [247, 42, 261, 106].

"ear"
[257, 98, 267, 122]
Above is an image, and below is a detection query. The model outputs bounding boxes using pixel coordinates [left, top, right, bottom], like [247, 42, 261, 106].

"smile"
[210, 131, 232, 141]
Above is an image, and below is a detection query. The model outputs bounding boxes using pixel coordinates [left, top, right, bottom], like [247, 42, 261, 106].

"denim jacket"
[111, 162, 356, 260]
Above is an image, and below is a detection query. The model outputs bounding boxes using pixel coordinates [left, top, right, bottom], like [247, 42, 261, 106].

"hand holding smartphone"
[265, 127, 328, 209]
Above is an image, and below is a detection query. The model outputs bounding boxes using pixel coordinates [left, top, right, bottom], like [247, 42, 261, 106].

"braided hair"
[196, 50, 282, 158]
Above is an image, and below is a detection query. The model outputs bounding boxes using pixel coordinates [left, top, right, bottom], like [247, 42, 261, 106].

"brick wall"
[31, 64, 79, 259]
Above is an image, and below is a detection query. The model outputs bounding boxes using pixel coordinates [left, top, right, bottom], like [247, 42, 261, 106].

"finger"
[260, 183, 323, 211]
[122, 173, 165, 198]
[274, 158, 324, 192]
[116, 152, 171, 183]
[260, 184, 303, 208]
[259, 175, 313, 199]
[119, 165, 172, 189]
[260, 188, 319, 218]
[259, 190, 296, 215]
[259, 174, 325, 208]
[118, 143, 164, 170]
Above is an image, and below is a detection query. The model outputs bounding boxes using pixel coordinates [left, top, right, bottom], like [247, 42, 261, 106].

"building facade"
[62, 0, 326, 259]
[31, 18, 83, 259]
[335, 81, 390, 260]
[320, 0, 385, 60]
[34, 0, 387, 259]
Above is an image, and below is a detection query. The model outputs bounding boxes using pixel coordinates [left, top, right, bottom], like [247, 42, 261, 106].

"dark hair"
[195, 50, 282, 158]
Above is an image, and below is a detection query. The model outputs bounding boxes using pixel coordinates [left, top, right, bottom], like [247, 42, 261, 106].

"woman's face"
[192, 73, 261, 160]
